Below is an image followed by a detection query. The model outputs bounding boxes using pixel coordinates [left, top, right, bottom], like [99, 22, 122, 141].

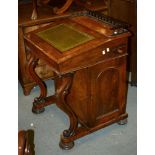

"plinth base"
[32, 107, 45, 114]
[59, 140, 74, 150]
[117, 118, 128, 125]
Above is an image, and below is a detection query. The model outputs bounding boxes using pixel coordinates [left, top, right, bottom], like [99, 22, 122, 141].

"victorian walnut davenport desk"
[19, 1, 109, 96]
[24, 11, 131, 149]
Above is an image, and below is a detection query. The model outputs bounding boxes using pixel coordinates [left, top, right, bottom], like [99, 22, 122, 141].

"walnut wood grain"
[18, 2, 109, 96]
[55, 73, 78, 137]
[25, 13, 131, 149]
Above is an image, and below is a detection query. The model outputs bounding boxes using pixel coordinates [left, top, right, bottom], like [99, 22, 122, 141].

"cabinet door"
[88, 56, 127, 126]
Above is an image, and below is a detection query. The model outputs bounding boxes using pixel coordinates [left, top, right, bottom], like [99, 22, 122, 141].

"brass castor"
[32, 107, 45, 114]
[117, 118, 128, 125]
[59, 140, 74, 150]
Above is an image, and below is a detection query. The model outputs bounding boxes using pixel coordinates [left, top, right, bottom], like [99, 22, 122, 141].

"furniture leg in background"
[18, 130, 35, 155]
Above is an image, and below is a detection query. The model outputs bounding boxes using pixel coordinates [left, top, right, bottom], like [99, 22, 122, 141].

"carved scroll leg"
[31, 0, 38, 20]
[55, 73, 78, 149]
[53, 0, 73, 15]
[28, 55, 47, 114]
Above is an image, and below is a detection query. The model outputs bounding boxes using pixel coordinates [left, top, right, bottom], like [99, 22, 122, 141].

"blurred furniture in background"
[109, 0, 137, 86]
[18, 0, 109, 95]
[18, 0, 137, 96]
[18, 130, 35, 155]
[30, 0, 109, 19]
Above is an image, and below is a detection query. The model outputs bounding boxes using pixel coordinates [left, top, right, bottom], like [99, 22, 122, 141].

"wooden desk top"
[24, 11, 131, 74]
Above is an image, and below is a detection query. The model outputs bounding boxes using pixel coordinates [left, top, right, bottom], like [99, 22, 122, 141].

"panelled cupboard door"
[88, 56, 127, 126]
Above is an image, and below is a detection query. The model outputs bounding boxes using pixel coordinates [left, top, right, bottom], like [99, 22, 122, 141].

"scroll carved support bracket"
[55, 73, 78, 149]
[28, 55, 48, 113]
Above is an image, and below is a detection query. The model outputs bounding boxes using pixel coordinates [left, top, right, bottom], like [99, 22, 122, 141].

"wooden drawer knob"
[117, 48, 123, 54]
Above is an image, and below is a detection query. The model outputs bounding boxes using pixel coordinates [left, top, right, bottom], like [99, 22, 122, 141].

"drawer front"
[60, 41, 128, 73]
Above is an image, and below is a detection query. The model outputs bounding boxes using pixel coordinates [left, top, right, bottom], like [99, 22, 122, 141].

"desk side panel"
[66, 68, 91, 126]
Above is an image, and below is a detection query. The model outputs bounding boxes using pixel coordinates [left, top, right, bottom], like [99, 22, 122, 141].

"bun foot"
[117, 118, 128, 125]
[32, 107, 45, 114]
[59, 140, 74, 150]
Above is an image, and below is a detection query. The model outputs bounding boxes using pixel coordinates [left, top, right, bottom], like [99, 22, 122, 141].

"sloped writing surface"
[37, 24, 95, 52]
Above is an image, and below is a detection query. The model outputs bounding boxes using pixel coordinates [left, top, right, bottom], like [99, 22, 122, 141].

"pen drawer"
[60, 42, 127, 73]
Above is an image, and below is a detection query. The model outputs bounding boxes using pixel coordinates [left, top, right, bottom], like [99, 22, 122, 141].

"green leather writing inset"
[36, 24, 95, 52]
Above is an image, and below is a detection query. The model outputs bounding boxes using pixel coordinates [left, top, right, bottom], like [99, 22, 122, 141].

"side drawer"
[60, 42, 128, 73]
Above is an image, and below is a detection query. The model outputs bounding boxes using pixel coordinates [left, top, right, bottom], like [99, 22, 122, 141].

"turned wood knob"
[117, 48, 123, 54]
